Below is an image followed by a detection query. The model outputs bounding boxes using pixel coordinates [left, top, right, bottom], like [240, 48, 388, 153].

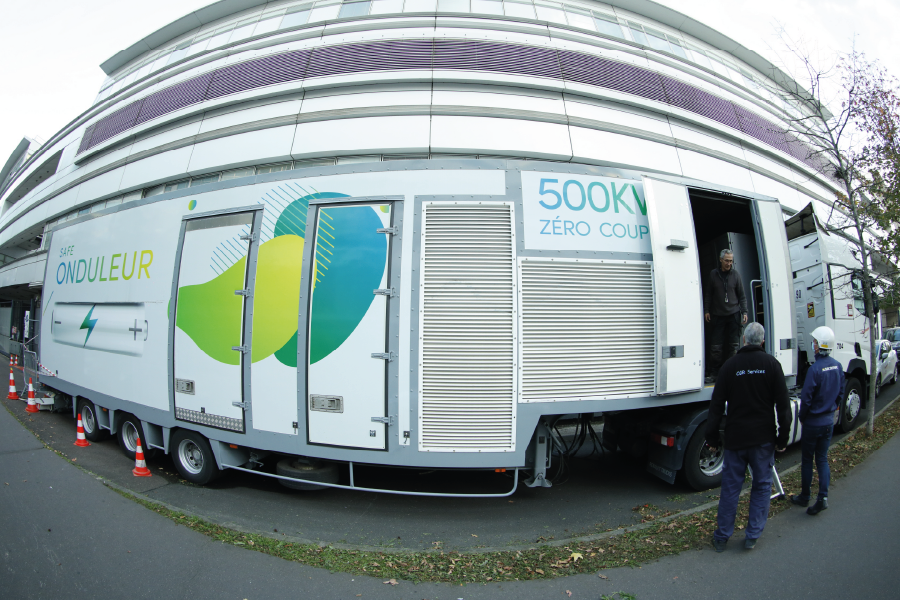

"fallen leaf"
[597, 573, 609, 580]
[383, 579, 398, 586]
[471, 534, 478, 537]
[535, 569, 545, 575]
[566, 591, 573, 597]
[570, 552, 583, 562]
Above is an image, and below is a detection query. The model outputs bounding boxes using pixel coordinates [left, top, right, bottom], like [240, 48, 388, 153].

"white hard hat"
[810, 326, 835, 352]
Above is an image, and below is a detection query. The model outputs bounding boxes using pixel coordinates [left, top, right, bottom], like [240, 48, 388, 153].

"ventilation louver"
[519, 259, 655, 402]
[418, 202, 516, 452]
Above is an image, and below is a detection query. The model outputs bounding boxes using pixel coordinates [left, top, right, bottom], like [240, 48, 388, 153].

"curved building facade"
[0, 0, 835, 477]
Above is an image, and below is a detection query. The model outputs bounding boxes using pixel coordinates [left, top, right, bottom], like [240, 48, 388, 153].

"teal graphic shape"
[309, 205, 387, 364]
[80, 305, 97, 347]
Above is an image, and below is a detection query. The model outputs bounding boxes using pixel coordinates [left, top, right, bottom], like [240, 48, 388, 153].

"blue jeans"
[799, 423, 833, 501]
[715, 443, 775, 542]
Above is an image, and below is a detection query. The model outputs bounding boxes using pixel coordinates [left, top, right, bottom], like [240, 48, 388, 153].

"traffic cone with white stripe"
[6, 366, 19, 400]
[132, 436, 152, 477]
[24, 378, 38, 414]
[74, 414, 90, 447]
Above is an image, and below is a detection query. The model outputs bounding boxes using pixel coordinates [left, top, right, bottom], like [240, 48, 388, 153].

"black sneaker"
[744, 538, 757, 550]
[807, 498, 828, 515]
[712, 536, 727, 552]
[790, 495, 809, 507]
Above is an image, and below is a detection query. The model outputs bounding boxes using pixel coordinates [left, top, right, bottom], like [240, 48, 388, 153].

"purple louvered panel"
[87, 99, 145, 147]
[77, 123, 97, 154]
[432, 39, 479, 70]
[660, 76, 706, 114]
[558, 51, 667, 104]
[689, 88, 740, 130]
[73, 37, 828, 175]
[206, 49, 312, 99]
[305, 39, 433, 79]
[734, 104, 784, 150]
[475, 41, 561, 79]
[135, 72, 214, 126]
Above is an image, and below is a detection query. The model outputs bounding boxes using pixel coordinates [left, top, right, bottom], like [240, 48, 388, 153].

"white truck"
[32, 165, 874, 494]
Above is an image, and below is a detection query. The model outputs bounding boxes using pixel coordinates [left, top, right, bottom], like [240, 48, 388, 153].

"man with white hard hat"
[792, 326, 845, 515]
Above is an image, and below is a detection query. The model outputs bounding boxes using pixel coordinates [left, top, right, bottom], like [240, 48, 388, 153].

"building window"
[280, 4, 313, 28]
[221, 167, 256, 181]
[339, 0, 371, 18]
[164, 180, 190, 193]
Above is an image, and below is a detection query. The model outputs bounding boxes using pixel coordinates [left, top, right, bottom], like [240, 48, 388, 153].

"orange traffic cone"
[74, 414, 91, 447]
[24, 378, 38, 414]
[132, 436, 152, 477]
[6, 367, 19, 400]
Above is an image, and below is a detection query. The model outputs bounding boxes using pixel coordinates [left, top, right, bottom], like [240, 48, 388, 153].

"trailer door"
[752, 200, 796, 375]
[172, 210, 259, 433]
[306, 203, 393, 450]
[643, 177, 703, 394]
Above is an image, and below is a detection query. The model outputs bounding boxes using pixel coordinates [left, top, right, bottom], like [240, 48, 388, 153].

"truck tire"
[682, 423, 724, 491]
[77, 399, 108, 442]
[116, 414, 158, 460]
[276, 458, 339, 491]
[836, 377, 862, 433]
[170, 430, 221, 485]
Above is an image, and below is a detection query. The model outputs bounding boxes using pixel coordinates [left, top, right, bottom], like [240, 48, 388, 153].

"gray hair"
[719, 249, 733, 260]
[744, 322, 765, 346]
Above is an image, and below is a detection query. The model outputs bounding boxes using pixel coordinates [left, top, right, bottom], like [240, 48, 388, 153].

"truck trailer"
[32, 163, 872, 494]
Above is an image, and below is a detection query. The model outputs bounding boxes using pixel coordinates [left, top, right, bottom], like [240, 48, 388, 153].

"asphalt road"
[1, 356, 896, 553]
[2, 389, 898, 600]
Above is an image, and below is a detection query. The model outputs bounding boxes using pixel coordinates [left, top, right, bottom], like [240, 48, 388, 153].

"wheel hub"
[122, 422, 138, 452]
[699, 444, 724, 476]
[178, 439, 204, 474]
[845, 389, 861, 421]
[81, 406, 96, 434]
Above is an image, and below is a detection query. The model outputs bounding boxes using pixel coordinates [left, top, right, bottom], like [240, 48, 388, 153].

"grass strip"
[103, 400, 900, 584]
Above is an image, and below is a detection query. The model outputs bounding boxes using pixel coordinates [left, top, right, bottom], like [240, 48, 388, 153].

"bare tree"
[774, 42, 900, 436]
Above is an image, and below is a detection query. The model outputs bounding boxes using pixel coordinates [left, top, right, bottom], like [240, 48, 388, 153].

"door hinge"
[234, 289, 252, 297]
[232, 401, 249, 409]
[371, 352, 394, 361]
[232, 345, 250, 353]
[376, 227, 398, 235]
[239, 232, 258, 242]
[371, 415, 395, 425]
[373, 288, 396, 297]
[661, 345, 684, 358]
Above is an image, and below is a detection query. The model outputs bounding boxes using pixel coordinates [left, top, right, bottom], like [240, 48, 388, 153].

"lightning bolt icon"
[80, 305, 98, 347]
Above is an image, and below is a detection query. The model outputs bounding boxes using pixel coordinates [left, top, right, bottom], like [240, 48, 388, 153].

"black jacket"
[704, 267, 748, 317]
[705, 345, 791, 450]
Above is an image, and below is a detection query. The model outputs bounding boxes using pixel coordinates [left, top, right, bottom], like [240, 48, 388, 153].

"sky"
[1, 0, 897, 165]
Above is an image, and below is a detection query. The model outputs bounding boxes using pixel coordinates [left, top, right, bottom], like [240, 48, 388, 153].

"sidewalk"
[2, 400, 898, 599]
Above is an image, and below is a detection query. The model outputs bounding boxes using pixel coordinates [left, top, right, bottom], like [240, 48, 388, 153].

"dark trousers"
[715, 443, 775, 542]
[799, 424, 833, 501]
[709, 313, 742, 375]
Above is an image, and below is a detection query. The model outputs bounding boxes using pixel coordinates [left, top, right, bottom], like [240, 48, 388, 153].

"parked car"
[884, 328, 900, 353]
[875, 339, 898, 397]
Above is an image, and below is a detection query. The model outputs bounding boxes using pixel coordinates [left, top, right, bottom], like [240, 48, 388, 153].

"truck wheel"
[836, 378, 862, 433]
[171, 430, 220, 485]
[276, 458, 339, 491]
[77, 399, 108, 442]
[892, 364, 899, 385]
[682, 424, 724, 491]
[116, 414, 158, 461]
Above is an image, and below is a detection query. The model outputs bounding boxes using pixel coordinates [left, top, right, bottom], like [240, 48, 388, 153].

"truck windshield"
[885, 329, 899, 342]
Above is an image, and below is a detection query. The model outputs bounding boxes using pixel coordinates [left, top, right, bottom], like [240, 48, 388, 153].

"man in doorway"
[705, 249, 749, 383]
[791, 326, 844, 515]
[706, 322, 790, 551]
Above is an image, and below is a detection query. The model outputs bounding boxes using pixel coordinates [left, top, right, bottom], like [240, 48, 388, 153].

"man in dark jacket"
[791, 326, 845, 515]
[706, 322, 790, 551]
[704, 249, 748, 381]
